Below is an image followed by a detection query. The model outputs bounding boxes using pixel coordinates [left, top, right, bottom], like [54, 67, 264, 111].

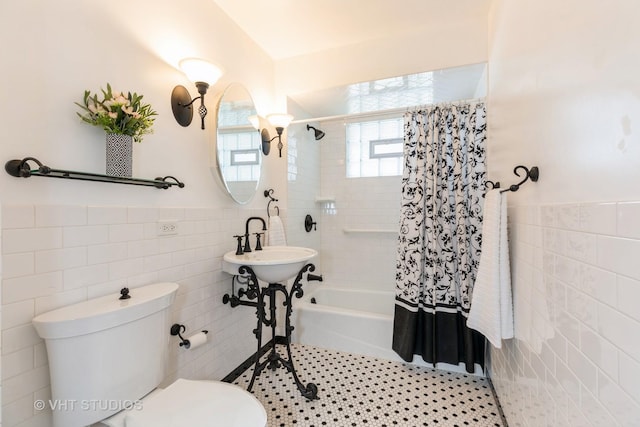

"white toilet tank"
[32, 282, 179, 427]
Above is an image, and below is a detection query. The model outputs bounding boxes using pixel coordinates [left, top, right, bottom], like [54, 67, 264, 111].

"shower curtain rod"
[290, 97, 485, 124]
[290, 107, 407, 124]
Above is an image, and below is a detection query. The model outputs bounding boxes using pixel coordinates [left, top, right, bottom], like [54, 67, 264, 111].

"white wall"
[0, 1, 280, 426]
[487, 0, 640, 203]
[487, 0, 640, 425]
[0, 0, 279, 208]
[276, 17, 489, 102]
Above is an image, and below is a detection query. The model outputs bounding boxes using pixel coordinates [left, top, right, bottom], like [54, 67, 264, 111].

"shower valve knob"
[304, 214, 316, 232]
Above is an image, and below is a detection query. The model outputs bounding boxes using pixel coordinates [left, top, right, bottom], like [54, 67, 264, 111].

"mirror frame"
[213, 83, 261, 204]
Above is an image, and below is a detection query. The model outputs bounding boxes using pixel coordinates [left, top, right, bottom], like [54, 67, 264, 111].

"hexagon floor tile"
[233, 344, 506, 427]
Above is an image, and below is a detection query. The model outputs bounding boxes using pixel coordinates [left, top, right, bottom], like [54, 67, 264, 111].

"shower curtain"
[393, 100, 487, 373]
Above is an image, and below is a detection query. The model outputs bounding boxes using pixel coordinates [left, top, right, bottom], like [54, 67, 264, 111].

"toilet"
[32, 282, 267, 427]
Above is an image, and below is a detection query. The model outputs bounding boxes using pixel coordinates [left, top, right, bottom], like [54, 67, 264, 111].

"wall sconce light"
[171, 58, 223, 130]
[259, 113, 294, 157]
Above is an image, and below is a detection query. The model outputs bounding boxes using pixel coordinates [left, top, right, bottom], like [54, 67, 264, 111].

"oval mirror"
[214, 83, 261, 204]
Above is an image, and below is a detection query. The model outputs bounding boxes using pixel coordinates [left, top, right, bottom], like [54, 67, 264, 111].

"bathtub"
[292, 286, 400, 361]
[292, 286, 484, 375]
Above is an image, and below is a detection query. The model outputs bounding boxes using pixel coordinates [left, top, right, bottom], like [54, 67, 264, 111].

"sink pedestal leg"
[245, 264, 318, 400]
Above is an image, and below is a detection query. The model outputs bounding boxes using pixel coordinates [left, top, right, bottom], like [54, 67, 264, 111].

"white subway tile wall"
[1, 204, 262, 427]
[285, 123, 321, 254]
[490, 202, 640, 426]
[317, 119, 401, 291]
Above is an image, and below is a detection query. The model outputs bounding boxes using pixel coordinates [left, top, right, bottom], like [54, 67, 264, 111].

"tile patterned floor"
[233, 344, 506, 427]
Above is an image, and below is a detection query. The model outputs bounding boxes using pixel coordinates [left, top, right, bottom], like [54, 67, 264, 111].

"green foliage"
[76, 83, 157, 143]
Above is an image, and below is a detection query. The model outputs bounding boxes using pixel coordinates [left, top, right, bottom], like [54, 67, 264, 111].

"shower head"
[306, 124, 325, 141]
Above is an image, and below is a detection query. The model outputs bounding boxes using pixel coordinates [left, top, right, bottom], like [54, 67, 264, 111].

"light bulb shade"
[267, 113, 294, 129]
[248, 115, 261, 130]
[179, 58, 223, 85]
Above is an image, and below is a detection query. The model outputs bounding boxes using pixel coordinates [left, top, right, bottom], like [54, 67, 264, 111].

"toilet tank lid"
[32, 282, 179, 339]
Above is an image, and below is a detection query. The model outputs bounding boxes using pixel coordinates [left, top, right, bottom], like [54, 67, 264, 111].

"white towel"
[467, 189, 514, 348]
[268, 215, 287, 246]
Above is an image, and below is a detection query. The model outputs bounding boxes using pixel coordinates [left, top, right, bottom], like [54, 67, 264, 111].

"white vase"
[105, 133, 133, 177]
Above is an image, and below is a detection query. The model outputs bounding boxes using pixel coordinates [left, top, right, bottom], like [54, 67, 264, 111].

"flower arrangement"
[76, 83, 157, 143]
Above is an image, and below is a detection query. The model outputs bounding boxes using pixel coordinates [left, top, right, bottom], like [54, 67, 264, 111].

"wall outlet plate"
[157, 221, 178, 236]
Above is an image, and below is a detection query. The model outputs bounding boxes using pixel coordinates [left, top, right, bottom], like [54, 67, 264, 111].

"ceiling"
[211, 0, 492, 60]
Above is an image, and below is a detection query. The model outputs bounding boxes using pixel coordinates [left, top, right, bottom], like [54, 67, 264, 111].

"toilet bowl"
[32, 282, 266, 427]
[101, 379, 266, 427]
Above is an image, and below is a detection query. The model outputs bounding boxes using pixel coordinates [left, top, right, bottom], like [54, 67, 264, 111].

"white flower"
[113, 94, 129, 105]
[104, 94, 128, 109]
[77, 83, 157, 143]
[87, 101, 100, 114]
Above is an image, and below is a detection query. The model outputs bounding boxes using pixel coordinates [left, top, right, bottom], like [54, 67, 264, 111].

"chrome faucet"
[243, 216, 267, 253]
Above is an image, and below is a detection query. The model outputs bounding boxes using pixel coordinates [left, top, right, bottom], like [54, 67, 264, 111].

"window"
[343, 70, 440, 178]
[370, 138, 403, 159]
[347, 74, 434, 114]
[304, 64, 487, 179]
[230, 149, 259, 166]
[218, 130, 261, 182]
[346, 117, 404, 178]
[217, 96, 261, 182]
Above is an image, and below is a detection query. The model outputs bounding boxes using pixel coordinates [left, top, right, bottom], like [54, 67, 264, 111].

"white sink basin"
[222, 246, 317, 283]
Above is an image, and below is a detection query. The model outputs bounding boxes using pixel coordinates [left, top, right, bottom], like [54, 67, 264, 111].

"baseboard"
[486, 376, 509, 427]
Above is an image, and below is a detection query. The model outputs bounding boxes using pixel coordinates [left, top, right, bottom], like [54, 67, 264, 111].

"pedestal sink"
[222, 245, 320, 400]
[222, 246, 317, 283]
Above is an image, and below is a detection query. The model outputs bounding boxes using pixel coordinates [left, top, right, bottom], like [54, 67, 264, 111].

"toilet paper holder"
[170, 323, 208, 349]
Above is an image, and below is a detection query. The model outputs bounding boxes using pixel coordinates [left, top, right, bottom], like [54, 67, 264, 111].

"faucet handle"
[233, 235, 244, 255]
[254, 232, 264, 251]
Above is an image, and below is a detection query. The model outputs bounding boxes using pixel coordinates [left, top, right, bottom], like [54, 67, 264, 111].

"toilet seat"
[102, 379, 267, 427]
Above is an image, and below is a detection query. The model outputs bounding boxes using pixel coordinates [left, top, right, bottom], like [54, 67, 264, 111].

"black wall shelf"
[5, 157, 185, 189]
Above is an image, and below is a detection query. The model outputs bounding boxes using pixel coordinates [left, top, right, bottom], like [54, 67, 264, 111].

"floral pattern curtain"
[392, 100, 487, 373]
